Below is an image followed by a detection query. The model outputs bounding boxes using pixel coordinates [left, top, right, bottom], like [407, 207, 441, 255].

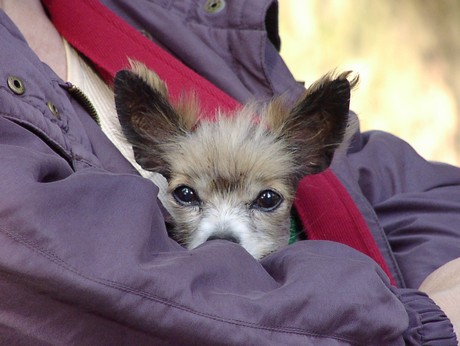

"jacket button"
[139, 29, 153, 41]
[204, 0, 225, 14]
[47, 101, 60, 119]
[7, 76, 25, 95]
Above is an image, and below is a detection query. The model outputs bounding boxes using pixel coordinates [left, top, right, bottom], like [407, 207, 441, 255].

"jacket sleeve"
[0, 114, 456, 344]
[345, 130, 460, 289]
[1, 1, 457, 342]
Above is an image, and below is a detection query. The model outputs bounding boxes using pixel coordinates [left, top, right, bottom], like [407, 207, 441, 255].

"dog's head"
[114, 61, 356, 259]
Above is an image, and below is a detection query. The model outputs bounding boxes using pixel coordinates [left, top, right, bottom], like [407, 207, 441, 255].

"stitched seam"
[257, 0, 276, 95]
[332, 169, 405, 286]
[86, 1, 237, 110]
[0, 224, 363, 345]
[325, 172, 395, 278]
[0, 95, 100, 170]
[354, 192, 406, 287]
[1, 112, 73, 164]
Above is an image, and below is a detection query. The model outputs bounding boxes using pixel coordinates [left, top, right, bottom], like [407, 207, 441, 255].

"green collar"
[289, 211, 302, 244]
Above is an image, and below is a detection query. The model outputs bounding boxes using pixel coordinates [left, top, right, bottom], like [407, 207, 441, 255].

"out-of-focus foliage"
[280, 0, 460, 165]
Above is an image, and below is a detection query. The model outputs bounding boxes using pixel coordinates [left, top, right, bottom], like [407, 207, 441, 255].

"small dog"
[114, 61, 357, 259]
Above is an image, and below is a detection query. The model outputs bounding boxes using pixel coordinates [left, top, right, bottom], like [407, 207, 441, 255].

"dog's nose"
[206, 233, 240, 244]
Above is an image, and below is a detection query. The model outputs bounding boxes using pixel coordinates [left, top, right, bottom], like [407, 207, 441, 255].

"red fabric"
[42, 0, 239, 116]
[43, 0, 395, 285]
[295, 170, 395, 284]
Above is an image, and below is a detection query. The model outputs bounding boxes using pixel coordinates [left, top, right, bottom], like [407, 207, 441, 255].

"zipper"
[64, 83, 101, 126]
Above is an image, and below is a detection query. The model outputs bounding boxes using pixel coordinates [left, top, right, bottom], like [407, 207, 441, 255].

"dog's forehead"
[167, 113, 296, 195]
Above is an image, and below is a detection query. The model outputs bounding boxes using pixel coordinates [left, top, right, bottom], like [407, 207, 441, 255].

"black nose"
[206, 233, 240, 244]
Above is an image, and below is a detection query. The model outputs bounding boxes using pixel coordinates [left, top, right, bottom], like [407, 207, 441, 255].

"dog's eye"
[252, 190, 283, 212]
[173, 185, 201, 206]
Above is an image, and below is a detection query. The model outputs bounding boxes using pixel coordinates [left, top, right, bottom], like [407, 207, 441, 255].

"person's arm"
[337, 128, 460, 340]
[0, 110, 455, 344]
[345, 130, 460, 288]
[419, 258, 460, 337]
[1, 2, 457, 342]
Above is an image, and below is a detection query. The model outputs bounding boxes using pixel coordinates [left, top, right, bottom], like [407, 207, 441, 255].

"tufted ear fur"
[114, 62, 199, 179]
[115, 63, 357, 182]
[266, 71, 358, 179]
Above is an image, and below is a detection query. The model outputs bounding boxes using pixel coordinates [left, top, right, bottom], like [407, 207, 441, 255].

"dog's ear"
[114, 61, 198, 178]
[268, 71, 358, 178]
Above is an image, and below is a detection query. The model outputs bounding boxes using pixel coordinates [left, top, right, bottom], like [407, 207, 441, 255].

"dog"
[114, 61, 357, 259]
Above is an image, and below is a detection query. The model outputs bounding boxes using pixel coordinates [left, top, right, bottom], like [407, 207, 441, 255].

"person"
[0, 0, 458, 344]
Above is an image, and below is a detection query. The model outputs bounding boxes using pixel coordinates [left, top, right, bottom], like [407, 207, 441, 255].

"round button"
[204, 0, 226, 14]
[7, 76, 25, 95]
[47, 101, 60, 119]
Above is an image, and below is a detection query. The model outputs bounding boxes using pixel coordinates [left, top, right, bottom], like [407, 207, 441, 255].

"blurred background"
[279, 0, 460, 166]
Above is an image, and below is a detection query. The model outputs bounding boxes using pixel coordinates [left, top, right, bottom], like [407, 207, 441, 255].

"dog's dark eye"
[252, 190, 283, 212]
[173, 185, 201, 206]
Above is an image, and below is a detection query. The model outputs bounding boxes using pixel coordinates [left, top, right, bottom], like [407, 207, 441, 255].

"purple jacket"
[0, 0, 458, 344]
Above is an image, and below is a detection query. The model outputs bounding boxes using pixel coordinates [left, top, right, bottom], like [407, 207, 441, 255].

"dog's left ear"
[268, 71, 358, 178]
[114, 61, 198, 178]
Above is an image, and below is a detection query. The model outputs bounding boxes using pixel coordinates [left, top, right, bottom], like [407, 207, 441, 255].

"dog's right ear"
[114, 62, 197, 178]
[266, 71, 358, 179]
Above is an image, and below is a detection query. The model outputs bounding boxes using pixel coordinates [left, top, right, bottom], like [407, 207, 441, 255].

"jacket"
[0, 0, 458, 344]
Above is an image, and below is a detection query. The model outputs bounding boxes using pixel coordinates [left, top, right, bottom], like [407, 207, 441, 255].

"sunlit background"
[279, 0, 460, 166]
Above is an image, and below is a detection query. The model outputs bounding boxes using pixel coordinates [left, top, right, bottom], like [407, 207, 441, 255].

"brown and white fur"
[114, 62, 357, 259]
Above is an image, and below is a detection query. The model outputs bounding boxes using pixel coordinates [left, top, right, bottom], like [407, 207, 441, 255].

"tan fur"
[163, 111, 296, 257]
[115, 61, 356, 259]
[128, 59, 199, 130]
[128, 59, 169, 97]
